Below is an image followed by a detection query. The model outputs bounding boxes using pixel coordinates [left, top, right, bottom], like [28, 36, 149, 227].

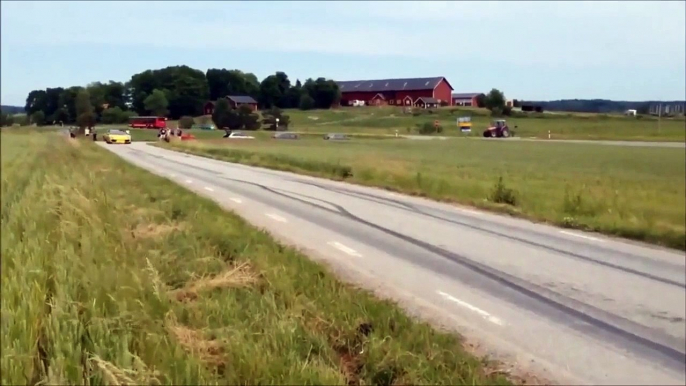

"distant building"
[649, 103, 685, 116]
[452, 93, 481, 107]
[336, 77, 454, 107]
[204, 95, 258, 115]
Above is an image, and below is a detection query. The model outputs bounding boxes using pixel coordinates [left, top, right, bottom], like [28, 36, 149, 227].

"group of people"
[158, 127, 183, 141]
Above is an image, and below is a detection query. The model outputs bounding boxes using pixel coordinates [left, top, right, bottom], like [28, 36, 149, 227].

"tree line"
[18, 66, 342, 126]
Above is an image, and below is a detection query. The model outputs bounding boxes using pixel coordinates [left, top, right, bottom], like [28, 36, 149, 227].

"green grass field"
[1, 130, 511, 385]
[283, 106, 686, 142]
[160, 137, 686, 251]
[10, 105, 684, 143]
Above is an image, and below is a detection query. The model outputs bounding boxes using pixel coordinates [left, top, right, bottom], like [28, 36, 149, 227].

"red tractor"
[483, 119, 516, 138]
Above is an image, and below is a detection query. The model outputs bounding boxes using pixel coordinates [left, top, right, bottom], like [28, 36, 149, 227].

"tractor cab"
[483, 119, 516, 138]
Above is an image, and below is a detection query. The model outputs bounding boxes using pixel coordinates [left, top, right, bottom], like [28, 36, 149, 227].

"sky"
[1, 0, 685, 106]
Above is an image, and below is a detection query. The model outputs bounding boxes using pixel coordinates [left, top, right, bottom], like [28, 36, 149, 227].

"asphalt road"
[100, 142, 686, 385]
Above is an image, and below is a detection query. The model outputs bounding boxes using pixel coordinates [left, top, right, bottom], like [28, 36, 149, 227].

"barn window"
[396, 100, 400, 104]
[389, 100, 394, 105]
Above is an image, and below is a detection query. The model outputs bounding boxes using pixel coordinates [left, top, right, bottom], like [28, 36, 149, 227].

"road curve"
[100, 142, 686, 385]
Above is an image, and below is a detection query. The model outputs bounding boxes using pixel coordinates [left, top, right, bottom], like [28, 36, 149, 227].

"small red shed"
[203, 95, 258, 115]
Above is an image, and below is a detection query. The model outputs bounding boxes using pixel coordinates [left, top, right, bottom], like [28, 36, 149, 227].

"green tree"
[261, 107, 290, 131]
[303, 77, 341, 109]
[30, 111, 45, 126]
[59, 86, 85, 123]
[101, 107, 132, 124]
[299, 94, 315, 110]
[212, 99, 241, 131]
[128, 65, 208, 118]
[206, 68, 260, 100]
[475, 93, 487, 108]
[236, 105, 260, 130]
[484, 89, 506, 112]
[75, 90, 96, 131]
[284, 79, 304, 108]
[14, 115, 29, 126]
[178, 116, 195, 129]
[24, 90, 48, 116]
[0, 112, 15, 126]
[144, 89, 169, 116]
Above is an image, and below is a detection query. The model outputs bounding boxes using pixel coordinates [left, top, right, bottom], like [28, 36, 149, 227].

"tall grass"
[1, 132, 510, 385]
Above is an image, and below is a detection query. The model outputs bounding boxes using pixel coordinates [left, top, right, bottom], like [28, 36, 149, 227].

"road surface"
[100, 142, 686, 385]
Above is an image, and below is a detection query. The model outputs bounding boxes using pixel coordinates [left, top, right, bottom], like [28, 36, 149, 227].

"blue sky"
[1, 1, 685, 106]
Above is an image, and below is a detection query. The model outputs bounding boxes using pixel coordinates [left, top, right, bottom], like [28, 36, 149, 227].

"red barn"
[452, 92, 481, 107]
[336, 77, 454, 107]
[203, 95, 258, 115]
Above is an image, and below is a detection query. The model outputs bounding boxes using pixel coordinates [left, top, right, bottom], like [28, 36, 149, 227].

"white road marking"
[185, 179, 193, 184]
[457, 208, 482, 216]
[204, 187, 214, 192]
[436, 290, 505, 326]
[327, 241, 363, 257]
[230, 198, 243, 204]
[265, 213, 288, 223]
[560, 230, 603, 242]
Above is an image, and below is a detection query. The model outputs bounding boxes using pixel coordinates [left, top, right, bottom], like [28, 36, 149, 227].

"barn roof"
[336, 77, 453, 93]
[452, 92, 481, 99]
[226, 95, 258, 104]
[416, 97, 439, 104]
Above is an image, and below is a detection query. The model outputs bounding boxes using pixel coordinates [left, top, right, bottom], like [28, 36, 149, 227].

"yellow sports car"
[103, 129, 132, 144]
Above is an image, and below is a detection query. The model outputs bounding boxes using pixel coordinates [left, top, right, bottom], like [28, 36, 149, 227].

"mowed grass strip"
[160, 138, 686, 251]
[0, 131, 510, 385]
[287, 106, 686, 142]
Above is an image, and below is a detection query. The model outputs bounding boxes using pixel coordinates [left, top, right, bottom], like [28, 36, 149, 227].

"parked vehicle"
[324, 133, 349, 141]
[227, 131, 255, 139]
[129, 116, 167, 129]
[272, 132, 299, 140]
[483, 119, 517, 138]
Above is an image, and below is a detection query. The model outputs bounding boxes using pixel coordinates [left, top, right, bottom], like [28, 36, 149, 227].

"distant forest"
[1, 105, 24, 114]
[520, 99, 686, 114]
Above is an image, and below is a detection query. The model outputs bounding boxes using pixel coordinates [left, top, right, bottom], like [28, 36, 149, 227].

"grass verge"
[157, 138, 686, 251]
[1, 131, 511, 385]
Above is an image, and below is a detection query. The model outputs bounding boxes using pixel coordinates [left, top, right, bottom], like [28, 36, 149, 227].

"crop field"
[285, 106, 686, 142]
[161, 137, 686, 250]
[1, 130, 510, 385]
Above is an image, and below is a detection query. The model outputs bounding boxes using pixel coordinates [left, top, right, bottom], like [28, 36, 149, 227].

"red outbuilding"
[203, 95, 258, 115]
[451, 92, 481, 107]
[336, 77, 454, 107]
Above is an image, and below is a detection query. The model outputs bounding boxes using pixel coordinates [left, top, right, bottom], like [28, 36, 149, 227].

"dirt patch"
[304, 315, 373, 386]
[132, 222, 185, 239]
[170, 262, 260, 302]
[165, 313, 226, 371]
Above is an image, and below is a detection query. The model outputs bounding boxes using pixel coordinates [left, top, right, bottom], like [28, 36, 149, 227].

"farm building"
[203, 95, 258, 115]
[336, 77, 454, 108]
[452, 92, 481, 106]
